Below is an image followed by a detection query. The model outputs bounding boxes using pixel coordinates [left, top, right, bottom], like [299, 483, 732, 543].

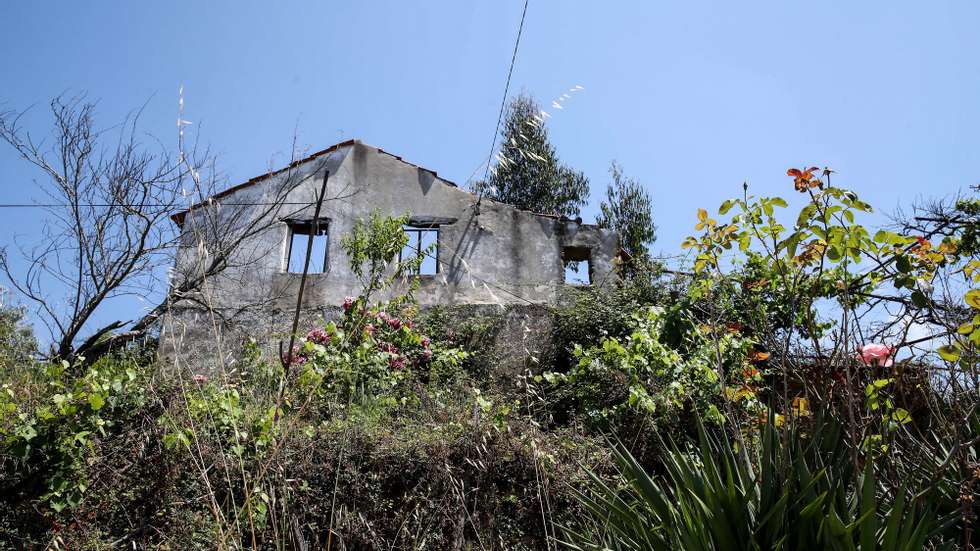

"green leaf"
[937, 344, 961, 362]
[895, 255, 912, 274]
[88, 393, 105, 411]
[891, 408, 911, 424]
[965, 289, 980, 309]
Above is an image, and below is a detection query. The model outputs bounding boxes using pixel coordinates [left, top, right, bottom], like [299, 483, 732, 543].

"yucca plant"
[565, 415, 953, 551]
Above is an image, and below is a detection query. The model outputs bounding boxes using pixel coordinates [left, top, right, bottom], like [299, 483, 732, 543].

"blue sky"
[1, 1, 978, 342]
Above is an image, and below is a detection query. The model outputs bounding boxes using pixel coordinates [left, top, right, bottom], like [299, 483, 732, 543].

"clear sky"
[1, 1, 978, 342]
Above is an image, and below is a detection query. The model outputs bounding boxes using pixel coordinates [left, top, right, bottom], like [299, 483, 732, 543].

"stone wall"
[159, 303, 557, 383]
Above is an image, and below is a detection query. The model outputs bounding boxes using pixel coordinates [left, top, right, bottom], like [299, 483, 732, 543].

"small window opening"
[286, 219, 329, 273]
[401, 225, 439, 275]
[562, 246, 592, 285]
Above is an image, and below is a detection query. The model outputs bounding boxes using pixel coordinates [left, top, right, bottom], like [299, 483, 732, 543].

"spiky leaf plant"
[565, 416, 953, 551]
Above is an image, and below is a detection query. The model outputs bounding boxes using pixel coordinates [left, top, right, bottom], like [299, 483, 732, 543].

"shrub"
[567, 416, 953, 550]
[1, 353, 150, 514]
[552, 279, 670, 372]
[541, 305, 759, 432]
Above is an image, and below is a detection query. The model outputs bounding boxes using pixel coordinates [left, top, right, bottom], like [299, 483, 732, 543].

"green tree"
[480, 94, 589, 218]
[597, 161, 656, 271]
[0, 297, 36, 372]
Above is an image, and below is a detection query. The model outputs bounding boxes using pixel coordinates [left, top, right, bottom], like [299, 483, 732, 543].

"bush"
[552, 279, 670, 372]
[567, 415, 955, 550]
[540, 306, 760, 433]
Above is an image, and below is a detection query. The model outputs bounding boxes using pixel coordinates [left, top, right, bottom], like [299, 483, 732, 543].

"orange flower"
[748, 350, 771, 363]
[787, 166, 820, 192]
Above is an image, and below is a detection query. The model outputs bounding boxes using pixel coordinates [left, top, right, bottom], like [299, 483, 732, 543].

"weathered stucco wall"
[162, 141, 618, 370]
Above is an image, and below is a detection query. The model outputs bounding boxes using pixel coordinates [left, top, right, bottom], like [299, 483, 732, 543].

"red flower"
[342, 296, 355, 311]
[192, 374, 208, 384]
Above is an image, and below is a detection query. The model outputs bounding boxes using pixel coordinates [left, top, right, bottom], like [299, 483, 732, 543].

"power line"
[0, 195, 547, 307]
[476, 0, 530, 201]
[0, 202, 341, 209]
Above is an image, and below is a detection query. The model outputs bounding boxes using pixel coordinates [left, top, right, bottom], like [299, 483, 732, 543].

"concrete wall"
[162, 141, 618, 370]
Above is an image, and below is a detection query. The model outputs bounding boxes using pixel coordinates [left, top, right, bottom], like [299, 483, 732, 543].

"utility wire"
[10, 1, 531, 213]
[475, 0, 530, 202]
[0, 202, 340, 209]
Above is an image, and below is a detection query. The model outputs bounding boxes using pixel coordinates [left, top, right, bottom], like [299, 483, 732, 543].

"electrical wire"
[476, 0, 530, 203]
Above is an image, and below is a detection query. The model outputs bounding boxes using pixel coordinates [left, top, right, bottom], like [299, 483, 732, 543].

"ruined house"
[163, 140, 620, 368]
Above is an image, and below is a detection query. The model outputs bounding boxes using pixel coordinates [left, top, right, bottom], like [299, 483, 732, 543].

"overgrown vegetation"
[2, 167, 979, 550]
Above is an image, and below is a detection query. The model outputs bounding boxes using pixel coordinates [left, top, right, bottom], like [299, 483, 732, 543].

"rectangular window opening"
[400, 224, 439, 275]
[562, 246, 592, 285]
[286, 219, 329, 274]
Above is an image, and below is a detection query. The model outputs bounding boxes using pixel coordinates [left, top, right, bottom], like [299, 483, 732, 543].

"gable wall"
[163, 142, 618, 370]
[175, 142, 618, 311]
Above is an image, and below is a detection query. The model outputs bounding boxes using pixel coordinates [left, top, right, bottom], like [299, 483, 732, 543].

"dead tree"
[0, 94, 332, 363]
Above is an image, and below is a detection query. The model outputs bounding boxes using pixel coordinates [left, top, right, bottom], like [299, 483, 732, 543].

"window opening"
[400, 225, 439, 275]
[286, 219, 329, 273]
[562, 246, 592, 285]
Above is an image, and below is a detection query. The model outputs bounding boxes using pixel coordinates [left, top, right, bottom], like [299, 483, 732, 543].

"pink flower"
[387, 317, 402, 330]
[421, 336, 430, 347]
[857, 343, 895, 367]
[306, 327, 331, 345]
[405, 320, 414, 330]
[192, 374, 208, 383]
[364, 323, 376, 335]
[379, 342, 399, 354]
[282, 347, 306, 366]
[376, 311, 389, 321]
[389, 356, 406, 370]
[422, 348, 433, 361]
[342, 296, 355, 311]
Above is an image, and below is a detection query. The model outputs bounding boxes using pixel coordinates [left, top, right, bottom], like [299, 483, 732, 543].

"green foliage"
[552, 282, 669, 371]
[340, 209, 419, 301]
[290, 301, 468, 406]
[418, 305, 502, 376]
[568, 417, 950, 551]
[0, 301, 36, 373]
[4, 174, 979, 549]
[479, 93, 590, 218]
[541, 306, 755, 428]
[0, 353, 148, 513]
[597, 161, 657, 270]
